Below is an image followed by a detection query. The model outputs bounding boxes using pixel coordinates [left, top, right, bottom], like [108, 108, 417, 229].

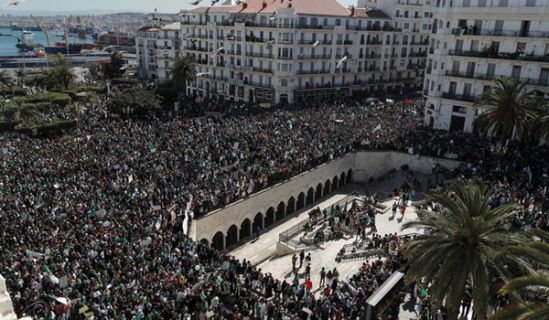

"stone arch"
[315, 183, 323, 201]
[276, 201, 286, 221]
[347, 169, 352, 183]
[212, 231, 225, 250]
[333, 175, 339, 191]
[287, 197, 296, 215]
[226, 225, 239, 248]
[297, 192, 305, 210]
[240, 218, 251, 240]
[265, 207, 275, 227]
[200, 238, 209, 247]
[340, 172, 346, 187]
[253, 212, 264, 232]
[324, 179, 331, 196]
[306, 187, 315, 206]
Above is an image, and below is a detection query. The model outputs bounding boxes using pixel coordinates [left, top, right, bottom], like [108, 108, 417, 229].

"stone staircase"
[0, 275, 17, 320]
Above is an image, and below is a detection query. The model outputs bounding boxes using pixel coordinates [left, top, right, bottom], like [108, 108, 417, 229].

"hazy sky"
[1, 0, 358, 13]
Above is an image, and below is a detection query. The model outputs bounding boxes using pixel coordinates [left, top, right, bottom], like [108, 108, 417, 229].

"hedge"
[14, 119, 78, 136]
[16, 92, 72, 106]
[111, 78, 138, 85]
[0, 87, 27, 97]
[22, 102, 52, 111]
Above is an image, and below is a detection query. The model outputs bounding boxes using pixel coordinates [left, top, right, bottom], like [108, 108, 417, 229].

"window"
[526, 0, 536, 6]
[494, 21, 504, 33]
[539, 68, 549, 86]
[512, 66, 521, 79]
[486, 64, 496, 78]
[516, 42, 526, 54]
[452, 105, 467, 113]
[498, 0, 508, 7]
[463, 0, 470, 6]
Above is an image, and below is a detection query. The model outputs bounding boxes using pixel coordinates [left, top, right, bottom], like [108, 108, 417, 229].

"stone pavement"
[230, 193, 348, 265]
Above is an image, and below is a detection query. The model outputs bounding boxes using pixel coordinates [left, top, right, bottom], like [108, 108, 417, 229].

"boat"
[15, 30, 37, 52]
[44, 43, 83, 54]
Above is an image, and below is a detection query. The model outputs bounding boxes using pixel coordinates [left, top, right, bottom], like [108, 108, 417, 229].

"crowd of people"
[1, 92, 548, 319]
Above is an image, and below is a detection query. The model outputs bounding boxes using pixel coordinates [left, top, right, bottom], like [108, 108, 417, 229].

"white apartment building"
[424, 0, 549, 132]
[141, 0, 432, 103]
[156, 22, 183, 83]
[136, 26, 160, 80]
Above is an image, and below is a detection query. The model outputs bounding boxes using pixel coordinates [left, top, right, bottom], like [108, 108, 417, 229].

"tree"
[17, 104, 41, 127]
[86, 61, 102, 81]
[103, 51, 125, 79]
[169, 55, 196, 103]
[48, 54, 76, 89]
[531, 102, 549, 141]
[106, 87, 162, 117]
[15, 67, 27, 86]
[491, 272, 549, 320]
[0, 70, 13, 88]
[402, 181, 547, 320]
[473, 78, 539, 140]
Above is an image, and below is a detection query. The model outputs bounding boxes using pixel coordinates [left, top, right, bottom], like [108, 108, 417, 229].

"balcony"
[441, 92, 476, 102]
[245, 52, 274, 58]
[448, 50, 549, 63]
[184, 46, 208, 52]
[252, 67, 273, 74]
[297, 54, 331, 60]
[298, 40, 331, 45]
[296, 24, 335, 30]
[277, 55, 293, 60]
[396, 0, 423, 6]
[366, 40, 383, 45]
[296, 69, 332, 75]
[409, 52, 427, 57]
[246, 81, 274, 89]
[278, 39, 294, 45]
[445, 70, 549, 86]
[245, 36, 266, 43]
[407, 63, 426, 69]
[451, 28, 549, 39]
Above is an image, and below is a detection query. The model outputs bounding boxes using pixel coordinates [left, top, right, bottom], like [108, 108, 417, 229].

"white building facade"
[424, 0, 549, 132]
[136, 26, 160, 80]
[136, 0, 433, 103]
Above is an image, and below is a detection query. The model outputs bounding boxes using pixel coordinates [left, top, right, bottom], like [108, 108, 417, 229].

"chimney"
[242, 2, 247, 9]
[262, 1, 267, 8]
[350, 6, 355, 16]
[288, 2, 292, 7]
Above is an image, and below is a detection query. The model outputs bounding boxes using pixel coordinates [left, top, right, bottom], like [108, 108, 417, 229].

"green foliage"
[0, 70, 13, 88]
[15, 92, 72, 107]
[0, 87, 27, 97]
[14, 119, 78, 136]
[156, 83, 177, 106]
[106, 87, 162, 117]
[103, 51, 125, 79]
[473, 78, 539, 140]
[402, 181, 547, 320]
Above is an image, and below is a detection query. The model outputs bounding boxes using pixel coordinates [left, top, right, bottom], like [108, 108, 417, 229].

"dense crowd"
[1, 94, 548, 319]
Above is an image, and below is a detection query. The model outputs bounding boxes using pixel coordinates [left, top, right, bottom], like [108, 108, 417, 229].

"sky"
[1, 0, 358, 14]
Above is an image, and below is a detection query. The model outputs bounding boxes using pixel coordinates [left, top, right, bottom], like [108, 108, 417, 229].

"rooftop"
[187, 0, 389, 17]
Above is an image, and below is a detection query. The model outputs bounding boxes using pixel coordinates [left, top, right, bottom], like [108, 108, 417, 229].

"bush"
[22, 102, 52, 111]
[14, 119, 78, 136]
[111, 78, 138, 86]
[0, 87, 27, 97]
[107, 87, 162, 117]
[18, 92, 72, 106]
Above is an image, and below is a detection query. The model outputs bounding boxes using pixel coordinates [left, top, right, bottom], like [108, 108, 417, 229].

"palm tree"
[169, 55, 196, 104]
[531, 102, 549, 141]
[473, 78, 539, 140]
[0, 70, 13, 88]
[15, 67, 27, 86]
[490, 272, 549, 320]
[47, 54, 75, 89]
[402, 181, 547, 320]
[0, 104, 19, 129]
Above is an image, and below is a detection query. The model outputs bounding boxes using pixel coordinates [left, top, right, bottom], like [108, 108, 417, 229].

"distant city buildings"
[424, 0, 549, 132]
[136, 0, 434, 103]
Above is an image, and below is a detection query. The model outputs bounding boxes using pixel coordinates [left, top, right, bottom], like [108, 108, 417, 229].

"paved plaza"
[231, 170, 427, 292]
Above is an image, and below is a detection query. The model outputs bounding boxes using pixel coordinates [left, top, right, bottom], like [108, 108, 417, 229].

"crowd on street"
[1, 95, 548, 319]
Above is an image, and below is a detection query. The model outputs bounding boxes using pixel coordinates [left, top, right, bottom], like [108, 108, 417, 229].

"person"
[460, 288, 473, 319]
[304, 277, 313, 292]
[319, 267, 326, 287]
[292, 254, 298, 270]
[305, 252, 312, 266]
[299, 250, 305, 268]
[305, 263, 311, 277]
[255, 225, 261, 239]
[391, 201, 398, 218]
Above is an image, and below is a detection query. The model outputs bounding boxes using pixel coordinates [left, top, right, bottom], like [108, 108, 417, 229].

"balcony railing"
[449, 50, 549, 63]
[252, 67, 273, 74]
[451, 28, 549, 39]
[397, 0, 423, 6]
[445, 70, 549, 86]
[296, 69, 331, 75]
[442, 92, 476, 102]
[409, 52, 427, 57]
[245, 52, 274, 58]
[298, 40, 331, 45]
[297, 54, 331, 60]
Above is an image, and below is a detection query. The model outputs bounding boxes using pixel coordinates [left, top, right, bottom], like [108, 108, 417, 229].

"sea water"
[0, 27, 95, 57]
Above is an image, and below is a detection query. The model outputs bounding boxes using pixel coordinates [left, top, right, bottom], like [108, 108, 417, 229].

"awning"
[366, 271, 404, 307]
